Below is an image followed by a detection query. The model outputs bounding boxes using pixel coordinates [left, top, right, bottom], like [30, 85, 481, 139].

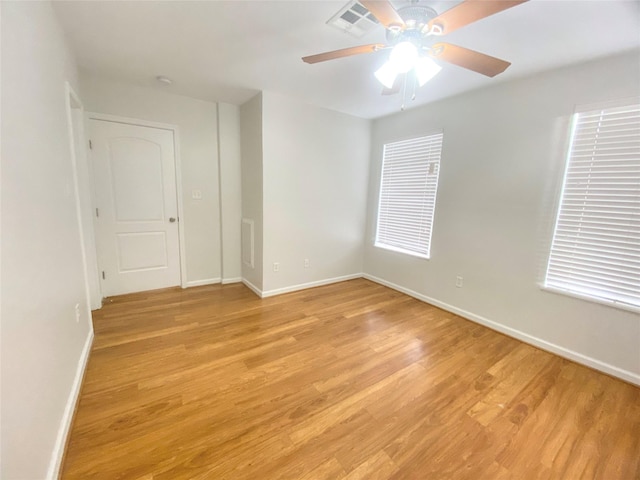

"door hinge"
[96, 208, 99, 218]
[102, 271, 106, 280]
[89, 140, 93, 150]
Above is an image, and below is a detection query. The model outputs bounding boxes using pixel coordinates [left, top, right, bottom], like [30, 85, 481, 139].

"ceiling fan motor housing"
[385, 5, 439, 47]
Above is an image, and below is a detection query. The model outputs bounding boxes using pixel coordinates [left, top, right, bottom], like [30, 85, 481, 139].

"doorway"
[88, 116, 184, 296]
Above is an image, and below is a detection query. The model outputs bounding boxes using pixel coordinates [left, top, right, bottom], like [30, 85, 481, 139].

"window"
[375, 132, 443, 259]
[545, 99, 640, 310]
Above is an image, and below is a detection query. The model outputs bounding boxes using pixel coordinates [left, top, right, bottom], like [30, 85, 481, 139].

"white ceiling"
[53, 0, 640, 119]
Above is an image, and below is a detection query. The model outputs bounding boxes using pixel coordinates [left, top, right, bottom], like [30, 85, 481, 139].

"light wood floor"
[62, 279, 639, 479]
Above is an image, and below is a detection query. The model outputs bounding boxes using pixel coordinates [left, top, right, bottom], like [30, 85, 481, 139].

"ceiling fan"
[302, 0, 528, 96]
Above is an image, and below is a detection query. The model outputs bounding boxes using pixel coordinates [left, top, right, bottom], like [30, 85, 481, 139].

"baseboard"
[363, 273, 640, 386]
[222, 277, 242, 285]
[185, 277, 221, 288]
[241, 278, 263, 298]
[46, 329, 94, 479]
[261, 273, 363, 298]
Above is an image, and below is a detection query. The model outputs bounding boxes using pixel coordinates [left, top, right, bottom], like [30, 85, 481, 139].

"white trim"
[242, 278, 263, 297]
[185, 277, 221, 288]
[86, 112, 179, 132]
[541, 285, 640, 315]
[215, 104, 225, 282]
[46, 330, 94, 480]
[261, 273, 363, 298]
[374, 242, 430, 260]
[65, 84, 100, 312]
[173, 128, 188, 289]
[85, 112, 189, 289]
[222, 277, 243, 285]
[363, 273, 640, 386]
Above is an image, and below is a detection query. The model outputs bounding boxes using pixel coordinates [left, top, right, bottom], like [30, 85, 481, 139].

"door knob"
[169, 217, 176, 223]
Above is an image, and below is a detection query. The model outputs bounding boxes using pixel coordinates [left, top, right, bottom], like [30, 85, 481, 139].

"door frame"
[86, 112, 188, 290]
[65, 83, 102, 312]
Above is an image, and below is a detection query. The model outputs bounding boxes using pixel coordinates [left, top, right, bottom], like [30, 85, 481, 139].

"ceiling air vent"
[327, 1, 379, 38]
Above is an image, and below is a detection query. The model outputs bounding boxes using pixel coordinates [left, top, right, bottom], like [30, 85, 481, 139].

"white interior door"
[90, 119, 181, 296]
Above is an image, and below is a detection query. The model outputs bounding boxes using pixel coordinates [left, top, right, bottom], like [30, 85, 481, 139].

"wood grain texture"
[62, 279, 640, 479]
[302, 44, 385, 64]
[427, 0, 528, 35]
[430, 43, 511, 77]
[360, 1, 405, 30]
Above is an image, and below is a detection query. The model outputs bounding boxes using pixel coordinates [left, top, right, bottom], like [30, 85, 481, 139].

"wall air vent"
[327, 1, 379, 38]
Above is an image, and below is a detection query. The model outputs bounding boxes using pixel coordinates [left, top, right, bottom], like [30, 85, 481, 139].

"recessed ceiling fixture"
[303, 0, 528, 109]
[156, 75, 173, 85]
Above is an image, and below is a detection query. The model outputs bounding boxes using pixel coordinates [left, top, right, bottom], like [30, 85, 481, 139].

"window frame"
[374, 131, 443, 260]
[542, 98, 640, 314]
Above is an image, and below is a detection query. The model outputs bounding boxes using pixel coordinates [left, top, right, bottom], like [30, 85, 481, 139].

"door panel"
[90, 119, 181, 296]
[110, 137, 165, 222]
[116, 232, 168, 271]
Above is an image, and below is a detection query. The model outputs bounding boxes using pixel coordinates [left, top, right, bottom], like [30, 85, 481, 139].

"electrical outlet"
[75, 303, 81, 322]
[304, 258, 310, 268]
[191, 189, 202, 200]
[455, 276, 463, 288]
[273, 262, 279, 272]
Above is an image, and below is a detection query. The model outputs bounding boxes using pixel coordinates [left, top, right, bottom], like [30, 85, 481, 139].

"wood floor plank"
[300, 457, 346, 480]
[342, 450, 398, 479]
[61, 279, 640, 479]
[468, 344, 551, 426]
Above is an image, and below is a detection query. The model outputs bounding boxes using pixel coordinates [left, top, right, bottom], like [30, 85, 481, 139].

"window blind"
[545, 101, 640, 309]
[375, 132, 443, 258]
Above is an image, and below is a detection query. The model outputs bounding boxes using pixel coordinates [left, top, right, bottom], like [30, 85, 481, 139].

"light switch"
[192, 189, 202, 200]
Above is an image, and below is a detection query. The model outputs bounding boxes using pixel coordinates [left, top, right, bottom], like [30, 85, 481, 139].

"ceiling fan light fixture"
[375, 61, 398, 89]
[414, 56, 442, 86]
[389, 41, 418, 73]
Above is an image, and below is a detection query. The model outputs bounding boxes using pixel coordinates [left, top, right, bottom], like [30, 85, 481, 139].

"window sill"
[540, 285, 640, 315]
[374, 243, 430, 260]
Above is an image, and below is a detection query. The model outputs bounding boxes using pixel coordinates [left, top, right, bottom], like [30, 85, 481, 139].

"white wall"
[240, 93, 264, 291]
[1, 2, 93, 478]
[79, 73, 222, 285]
[261, 92, 370, 295]
[218, 103, 242, 283]
[364, 51, 640, 383]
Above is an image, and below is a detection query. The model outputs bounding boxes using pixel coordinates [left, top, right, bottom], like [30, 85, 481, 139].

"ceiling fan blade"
[428, 0, 528, 35]
[360, 1, 406, 30]
[302, 43, 386, 64]
[430, 43, 511, 77]
[381, 73, 406, 95]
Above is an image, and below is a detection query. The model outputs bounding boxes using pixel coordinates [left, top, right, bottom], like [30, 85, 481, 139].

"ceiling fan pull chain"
[411, 73, 417, 101]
